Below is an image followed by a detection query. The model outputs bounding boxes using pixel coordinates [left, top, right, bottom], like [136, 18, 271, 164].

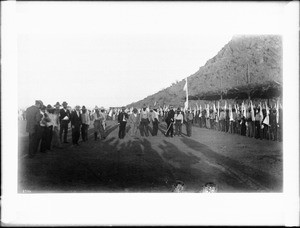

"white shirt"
[174, 113, 184, 123]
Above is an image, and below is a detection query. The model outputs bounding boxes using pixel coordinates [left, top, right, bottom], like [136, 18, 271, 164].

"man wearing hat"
[81, 105, 90, 142]
[165, 105, 175, 137]
[59, 101, 71, 143]
[174, 107, 184, 136]
[25, 100, 44, 158]
[51, 102, 62, 148]
[150, 107, 159, 136]
[140, 104, 150, 137]
[117, 106, 129, 139]
[71, 105, 82, 146]
[99, 107, 107, 139]
[128, 108, 140, 137]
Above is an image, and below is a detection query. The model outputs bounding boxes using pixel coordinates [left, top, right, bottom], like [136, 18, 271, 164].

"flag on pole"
[250, 100, 255, 121]
[154, 101, 157, 106]
[206, 104, 209, 118]
[183, 77, 188, 111]
[259, 102, 263, 123]
[108, 109, 113, 117]
[276, 99, 279, 124]
[229, 104, 234, 121]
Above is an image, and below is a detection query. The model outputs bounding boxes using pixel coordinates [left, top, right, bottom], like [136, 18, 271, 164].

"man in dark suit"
[25, 100, 43, 158]
[165, 105, 175, 137]
[118, 106, 129, 139]
[71, 105, 82, 146]
[59, 101, 71, 143]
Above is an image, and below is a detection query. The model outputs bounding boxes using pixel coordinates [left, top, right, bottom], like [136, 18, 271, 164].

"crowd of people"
[24, 99, 282, 158]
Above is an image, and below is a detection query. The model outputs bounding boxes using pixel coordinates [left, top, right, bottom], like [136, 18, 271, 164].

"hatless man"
[25, 100, 43, 158]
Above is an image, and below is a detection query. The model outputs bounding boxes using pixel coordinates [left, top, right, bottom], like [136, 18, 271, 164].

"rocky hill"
[127, 35, 282, 108]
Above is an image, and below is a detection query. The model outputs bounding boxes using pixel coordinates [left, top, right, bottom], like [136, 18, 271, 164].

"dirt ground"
[18, 119, 282, 193]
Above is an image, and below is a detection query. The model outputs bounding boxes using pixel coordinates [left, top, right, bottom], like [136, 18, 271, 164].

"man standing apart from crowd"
[71, 105, 82, 146]
[185, 109, 194, 137]
[118, 106, 129, 139]
[165, 105, 175, 137]
[59, 101, 71, 143]
[25, 100, 43, 158]
[174, 108, 184, 136]
[128, 108, 140, 137]
[140, 104, 150, 137]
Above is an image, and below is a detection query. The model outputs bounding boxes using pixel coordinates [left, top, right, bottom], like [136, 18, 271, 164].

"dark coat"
[118, 112, 129, 123]
[59, 108, 71, 123]
[71, 110, 82, 127]
[25, 105, 42, 133]
[165, 109, 175, 122]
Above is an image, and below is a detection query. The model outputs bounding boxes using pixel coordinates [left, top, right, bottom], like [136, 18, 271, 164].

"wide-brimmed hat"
[75, 105, 81, 109]
[46, 104, 53, 110]
[35, 100, 43, 106]
[54, 102, 61, 108]
[62, 101, 68, 106]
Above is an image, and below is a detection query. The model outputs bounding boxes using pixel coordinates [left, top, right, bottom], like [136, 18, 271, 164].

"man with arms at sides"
[25, 100, 43, 158]
[140, 104, 150, 137]
[81, 105, 90, 142]
[59, 101, 71, 143]
[118, 106, 129, 139]
[128, 108, 140, 138]
[71, 105, 82, 146]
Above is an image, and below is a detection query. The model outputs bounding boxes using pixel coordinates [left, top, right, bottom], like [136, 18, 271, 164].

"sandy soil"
[18, 119, 282, 193]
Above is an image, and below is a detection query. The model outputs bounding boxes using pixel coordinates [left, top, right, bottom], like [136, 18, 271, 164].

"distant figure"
[99, 107, 107, 139]
[165, 105, 175, 137]
[40, 105, 51, 153]
[174, 108, 183, 136]
[93, 106, 102, 140]
[71, 105, 82, 146]
[81, 105, 90, 142]
[51, 102, 62, 149]
[25, 100, 43, 158]
[118, 106, 129, 139]
[140, 104, 150, 137]
[59, 101, 71, 143]
[45, 104, 55, 151]
[185, 110, 194, 137]
[128, 108, 140, 137]
[151, 108, 159, 136]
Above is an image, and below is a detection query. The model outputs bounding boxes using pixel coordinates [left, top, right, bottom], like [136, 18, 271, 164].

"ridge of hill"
[127, 35, 282, 108]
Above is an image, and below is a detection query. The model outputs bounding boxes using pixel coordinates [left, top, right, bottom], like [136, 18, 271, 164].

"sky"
[16, 1, 285, 109]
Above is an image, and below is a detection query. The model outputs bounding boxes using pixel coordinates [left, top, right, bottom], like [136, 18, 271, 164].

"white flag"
[183, 78, 188, 111]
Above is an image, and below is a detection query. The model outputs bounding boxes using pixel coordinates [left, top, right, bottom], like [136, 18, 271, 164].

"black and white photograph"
[1, 1, 299, 226]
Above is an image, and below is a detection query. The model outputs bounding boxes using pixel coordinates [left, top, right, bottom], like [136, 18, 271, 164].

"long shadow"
[180, 137, 282, 192]
[104, 124, 119, 137]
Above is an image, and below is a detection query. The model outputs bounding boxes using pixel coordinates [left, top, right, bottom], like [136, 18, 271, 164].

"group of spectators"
[25, 100, 108, 158]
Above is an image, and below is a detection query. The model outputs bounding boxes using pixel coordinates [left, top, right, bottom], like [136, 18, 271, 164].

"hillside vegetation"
[127, 35, 282, 108]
